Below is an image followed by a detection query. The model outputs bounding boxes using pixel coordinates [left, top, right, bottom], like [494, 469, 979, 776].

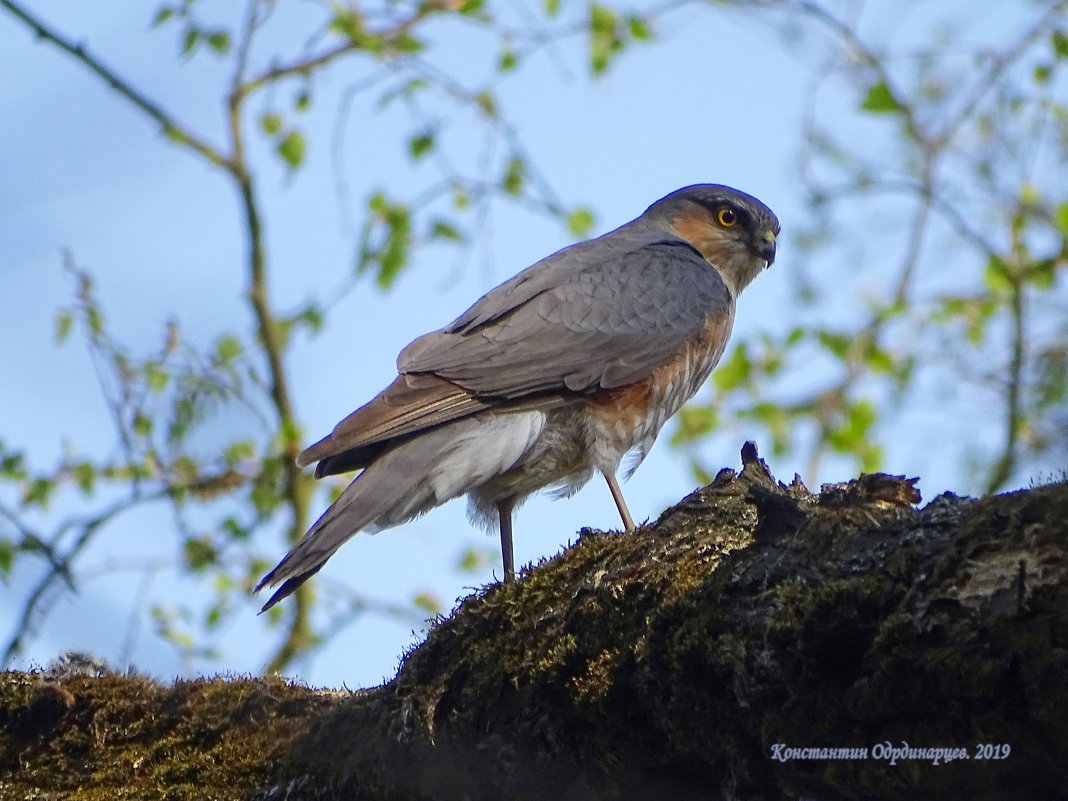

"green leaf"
[277, 130, 306, 169]
[1054, 202, 1068, 235]
[369, 192, 388, 216]
[215, 335, 242, 363]
[713, 344, 752, 391]
[475, 91, 497, 118]
[133, 412, 153, 438]
[430, 219, 464, 241]
[860, 81, 902, 113]
[671, 405, 718, 446]
[1027, 258, 1056, 290]
[761, 344, 784, 377]
[1034, 64, 1052, 85]
[983, 255, 1012, 293]
[499, 47, 517, 73]
[743, 402, 791, 455]
[827, 398, 877, 453]
[817, 330, 852, 361]
[24, 477, 54, 508]
[55, 312, 73, 345]
[260, 113, 283, 136]
[413, 593, 441, 614]
[458, 0, 484, 13]
[867, 347, 894, 374]
[544, 0, 560, 17]
[0, 537, 14, 575]
[691, 460, 713, 486]
[502, 157, 525, 195]
[250, 456, 284, 514]
[221, 516, 250, 541]
[145, 363, 170, 392]
[369, 193, 412, 288]
[0, 450, 26, 480]
[850, 399, 877, 432]
[590, 4, 620, 75]
[205, 603, 225, 628]
[87, 306, 104, 335]
[458, 547, 486, 571]
[295, 92, 311, 113]
[224, 441, 255, 465]
[628, 15, 653, 41]
[1052, 30, 1068, 59]
[408, 132, 435, 160]
[300, 304, 324, 332]
[206, 30, 230, 54]
[567, 207, 595, 237]
[172, 455, 199, 484]
[393, 33, 424, 54]
[183, 537, 217, 571]
[169, 397, 195, 443]
[330, 7, 366, 43]
[859, 443, 884, 473]
[967, 298, 998, 346]
[1020, 182, 1040, 207]
[591, 4, 616, 34]
[72, 462, 96, 494]
[152, 7, 175, 28]
[181, 26, 201, 56]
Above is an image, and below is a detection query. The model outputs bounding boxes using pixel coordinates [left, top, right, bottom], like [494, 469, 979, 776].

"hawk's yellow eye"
[717, 207, 738, 227]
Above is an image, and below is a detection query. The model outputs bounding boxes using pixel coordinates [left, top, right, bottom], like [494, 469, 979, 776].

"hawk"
[257, 184, 779, 610]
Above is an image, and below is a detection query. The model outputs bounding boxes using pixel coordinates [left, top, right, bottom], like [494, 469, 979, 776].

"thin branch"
[986, 219, 1030, 493]
[225, 78, 316, 670]
[791, 0, 929, 146]
[120, 567, 160, 670]
[1, 489, 169, 667]
[0, 0, 230, 169]
[938, 0, 1068, 147]
[231, 0, 260, 88]
[887, 163, 935, 310]
[985, 280, 1025, 493]
[233, 0, 451, 103]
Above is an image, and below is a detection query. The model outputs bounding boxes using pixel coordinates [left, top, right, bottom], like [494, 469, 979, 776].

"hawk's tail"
[254, 412, 545, 612]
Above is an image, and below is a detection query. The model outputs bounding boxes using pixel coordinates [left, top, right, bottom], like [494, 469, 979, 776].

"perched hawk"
[257, 184, 779, 610]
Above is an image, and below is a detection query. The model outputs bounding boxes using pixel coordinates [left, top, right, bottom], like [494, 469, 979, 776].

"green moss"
[0, 672, 334, 800]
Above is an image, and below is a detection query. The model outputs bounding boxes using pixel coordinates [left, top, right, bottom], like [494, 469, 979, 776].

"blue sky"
[1, 1, 1056, 687]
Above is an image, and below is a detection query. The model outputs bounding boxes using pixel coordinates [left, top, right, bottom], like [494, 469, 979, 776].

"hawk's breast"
[584, 308, 735, 465]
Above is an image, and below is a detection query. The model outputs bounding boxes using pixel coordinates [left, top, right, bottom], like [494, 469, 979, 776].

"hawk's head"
[649, 184, 780, 295]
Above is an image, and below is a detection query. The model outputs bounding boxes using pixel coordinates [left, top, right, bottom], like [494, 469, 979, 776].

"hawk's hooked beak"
[756, 229, 777, 266]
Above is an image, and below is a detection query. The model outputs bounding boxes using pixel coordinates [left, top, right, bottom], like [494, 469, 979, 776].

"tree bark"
[3, 445, 1066, 800]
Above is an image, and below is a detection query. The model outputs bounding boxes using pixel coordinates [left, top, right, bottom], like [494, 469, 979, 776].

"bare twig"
[233, 0, 451, 102]
[1, 489, 169, 666]
[938, 0, 1068, 147]
[0, 0, 229, 168]
[791, 0, 929, 146]
[986, 223, 1029, 493]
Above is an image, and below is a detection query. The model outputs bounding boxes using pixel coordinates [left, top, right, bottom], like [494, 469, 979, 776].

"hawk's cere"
[256, 184, 779, 611]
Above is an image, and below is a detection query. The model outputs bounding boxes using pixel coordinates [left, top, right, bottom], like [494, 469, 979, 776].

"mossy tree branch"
[4, 451, 1065, 799]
